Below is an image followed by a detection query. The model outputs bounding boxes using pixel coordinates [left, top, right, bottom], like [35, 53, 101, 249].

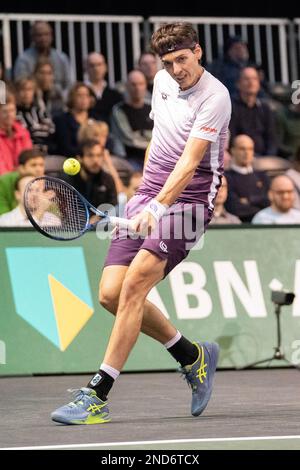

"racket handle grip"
[109, 216, 134, 230]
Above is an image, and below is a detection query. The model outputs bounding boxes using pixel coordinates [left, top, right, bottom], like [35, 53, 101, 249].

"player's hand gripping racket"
[24, 176, 134, 241]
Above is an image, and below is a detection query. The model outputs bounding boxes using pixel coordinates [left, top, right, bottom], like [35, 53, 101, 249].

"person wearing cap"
[207, 35, 252, 96]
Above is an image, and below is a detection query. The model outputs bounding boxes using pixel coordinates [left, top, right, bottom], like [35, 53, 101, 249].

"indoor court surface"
[1, 369, 300, 450]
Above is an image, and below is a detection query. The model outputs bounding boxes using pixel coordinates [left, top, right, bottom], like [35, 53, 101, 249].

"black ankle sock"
[167, 336, 199, 367]
[87, 370, 114, 401]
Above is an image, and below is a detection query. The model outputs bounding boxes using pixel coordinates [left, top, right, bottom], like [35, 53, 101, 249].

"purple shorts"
[104, 194, 212, 276]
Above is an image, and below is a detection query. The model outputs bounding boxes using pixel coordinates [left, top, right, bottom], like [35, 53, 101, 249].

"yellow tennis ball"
[63, 158, 81, 175]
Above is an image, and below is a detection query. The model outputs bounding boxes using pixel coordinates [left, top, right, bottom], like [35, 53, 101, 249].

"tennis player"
[51, 22, 232, 425]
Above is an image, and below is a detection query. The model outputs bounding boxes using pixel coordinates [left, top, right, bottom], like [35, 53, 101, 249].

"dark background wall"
[0, 1, 297, 19]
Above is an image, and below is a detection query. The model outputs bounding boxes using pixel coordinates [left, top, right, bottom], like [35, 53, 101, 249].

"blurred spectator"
[225, 134, 270, 222]
[78, 118, 123, 157]
[276, 101, 300, 159]
[15, 77, 56, 153]
[84, 52, 122, 123]
[34, 58, 65, 117]
[0, 92, 32, 175]
[125, 171, 143, 201]
[229, 67, 277, 156]
[77, 119, 126, 195]
[286, 146, 300, 210]
[111, 70, 153, 171]
[0, 148, 45, 215]
[62, 139, 117, 208]
[0, 174, 60, 227]
[14, 21, 72, 92]
[138, 51, 158, 98]
[224, 130, 232, 170]
[207, 36, 252, 96]
[210, 176, 241, 225]
[53, 83, 94, 157]
[252, 174, 300, 224]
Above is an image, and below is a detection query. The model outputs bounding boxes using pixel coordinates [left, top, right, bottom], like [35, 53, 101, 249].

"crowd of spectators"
[1, 21, 300, 227]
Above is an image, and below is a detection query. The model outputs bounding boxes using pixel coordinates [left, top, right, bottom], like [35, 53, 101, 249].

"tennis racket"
[24, 176, 134, 241]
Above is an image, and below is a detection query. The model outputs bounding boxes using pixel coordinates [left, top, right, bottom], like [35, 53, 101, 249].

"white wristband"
[144, 199, 168, 222]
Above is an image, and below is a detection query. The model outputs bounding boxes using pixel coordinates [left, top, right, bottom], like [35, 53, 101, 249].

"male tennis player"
[51, 22, 231, 425]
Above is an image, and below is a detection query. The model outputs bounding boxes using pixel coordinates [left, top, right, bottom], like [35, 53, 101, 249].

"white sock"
[164, 331, 182, 349]
[100, 363, 120, 380]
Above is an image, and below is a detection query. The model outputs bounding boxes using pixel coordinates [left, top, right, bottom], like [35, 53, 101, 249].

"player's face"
[161, 46, 202, 90]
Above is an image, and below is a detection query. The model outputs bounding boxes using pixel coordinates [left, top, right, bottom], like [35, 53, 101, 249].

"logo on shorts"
[159, 241, 168, 253]
[161, 92, 168, 100]
[90, 373, 102, 386]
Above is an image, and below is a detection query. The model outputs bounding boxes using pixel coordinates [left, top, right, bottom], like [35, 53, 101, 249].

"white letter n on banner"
[214, 261, 267, 318]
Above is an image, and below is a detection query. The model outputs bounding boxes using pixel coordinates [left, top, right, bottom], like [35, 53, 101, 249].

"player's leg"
[99, 265, 178, 343]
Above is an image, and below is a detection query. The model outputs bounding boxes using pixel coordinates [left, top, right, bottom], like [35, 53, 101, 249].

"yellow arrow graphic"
[48, 274, 94, 351]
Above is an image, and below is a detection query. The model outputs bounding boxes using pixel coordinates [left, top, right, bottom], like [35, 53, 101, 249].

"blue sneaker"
[51, 387, 110, 425]
[179, 341, 219, 417]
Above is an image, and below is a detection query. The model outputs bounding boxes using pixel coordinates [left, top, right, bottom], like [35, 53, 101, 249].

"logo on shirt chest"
[161, 92, 169, 100]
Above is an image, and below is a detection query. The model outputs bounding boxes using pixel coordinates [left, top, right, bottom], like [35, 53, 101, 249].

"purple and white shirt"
[138, 68, 231, 210]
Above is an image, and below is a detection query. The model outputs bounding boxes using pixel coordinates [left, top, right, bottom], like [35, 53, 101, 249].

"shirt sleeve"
[190, 91, 232, 143]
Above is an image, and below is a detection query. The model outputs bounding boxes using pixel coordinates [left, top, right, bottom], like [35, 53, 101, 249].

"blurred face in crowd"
[86, 53, 107, 82]
[161, 46, 202, 91]
[269, 176, 295, 213]
[127, 70, 147, 103]
[231, 134, 255, 167]
[81, 143, 104, 174]
[238, 67, 260, 97]
[72, 86, 92, 112]
[138, 53, 158, 82]
[0, 101, 17, 130]
[227, 42, 249, 63]
[20, 157, 45, 177]
[32, 22, 53, 52]
[214, 176, 228, 206]
[17, 80, 36, 107]
[35, 64, 54, 91]
[15, 176, 34, 208]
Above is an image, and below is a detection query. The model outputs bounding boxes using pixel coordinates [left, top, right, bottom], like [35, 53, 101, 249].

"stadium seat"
[44, 155, 66, 177]
[253, 156, 292, 178]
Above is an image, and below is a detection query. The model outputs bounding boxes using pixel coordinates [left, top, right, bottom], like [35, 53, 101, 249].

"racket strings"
[25, 178, 88, 239]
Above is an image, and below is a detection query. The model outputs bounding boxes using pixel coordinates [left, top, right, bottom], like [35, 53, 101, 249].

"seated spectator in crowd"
[0, 92, 32, 175]
[210, 176, 241, 225]
[77, 119, 127, 195]
[78, 118, 123, 157]
[15, 77, 56, 154]
[207, 36, 252, 96]
[62, 139, 117, 209]
[286, 146, 300, 210]
[276, 100, 300, 159]
[34, 58, 65, 117]
[138, 51, 158, 98]
[14, 21, 72, 92]
[252, 175, 300, 224]
[84, 52, 122, 124]
[54, 83, 94, 157]
[0, 174, 60, 227]
[225, 134, 270, 222]
[111, 70, 153, 171]
[0, 148, 45, 215]
[229, 67, 278, 156]
[125, 170, 143, 201]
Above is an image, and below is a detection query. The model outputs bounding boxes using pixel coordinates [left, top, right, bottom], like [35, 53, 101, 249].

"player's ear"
[194, 44, 202, 61]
